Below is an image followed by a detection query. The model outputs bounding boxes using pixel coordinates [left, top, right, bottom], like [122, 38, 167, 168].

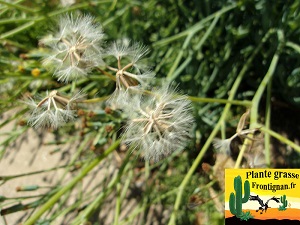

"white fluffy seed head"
[24, 90, 84, 129]
[40, 14, 104, 83]
[106, 39, 131, 60]
[122, 85, 194, 162]
[105, 40, 150, 73]
[105, 40, 154, 108]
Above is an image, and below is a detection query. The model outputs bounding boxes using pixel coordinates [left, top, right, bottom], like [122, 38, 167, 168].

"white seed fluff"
[25, 90, 83, 129]
[122, 85, 194, 161]
[40, 14, 104, 83]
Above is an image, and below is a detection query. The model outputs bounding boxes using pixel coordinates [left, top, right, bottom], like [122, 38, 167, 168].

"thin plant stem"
[0, 0, 37, 13]
[113, 183, 122, 225]
[235, 30, 284, 168]
[49, 198, 83, 222]
[265, 77, 272, 167]
[286, 41, 300, 54]
[56, 135, 93, 185]
[102, 5, 130, 27]
[112, 168, 133, 225]
[0, 17, 34, 25]
[188, 96, 252, 106]
[82, 92, 253, 105]
[168, 54, 192, 80]
[195, 12, 220, 50]
[153, 4, 237, 47]
[0, 0, 112, 39]
[166, 6, 230, 80]
[23, 139, 121, 225]
[70, 150, 131, 225]
[0, 21, 35, 39]
[250, 30, 284, 126]
[97, 67, 117, 81]
[0, 162, 83, 184]
[82, 96, 110, 103]
[167, 28, 274, 225]
[119, 189, 178, 225]
[1, 215, 7, 225]
[52, 178, 118, 221]
[0, 188, 59, 215]
[259, 125, 300, 154]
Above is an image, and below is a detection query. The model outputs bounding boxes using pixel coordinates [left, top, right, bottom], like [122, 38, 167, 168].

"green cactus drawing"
[278, 194, 288, 211]
[229, 175, 250, 218]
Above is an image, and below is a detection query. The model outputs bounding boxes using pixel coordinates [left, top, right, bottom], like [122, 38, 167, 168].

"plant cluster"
[24, 13, 194, 162]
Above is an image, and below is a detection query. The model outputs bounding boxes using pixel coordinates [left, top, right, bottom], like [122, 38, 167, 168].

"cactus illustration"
[278, 194, 288, 211]
[229, 175, 250, 218]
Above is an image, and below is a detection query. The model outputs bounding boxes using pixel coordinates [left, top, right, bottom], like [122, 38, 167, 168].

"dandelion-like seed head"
[40, 14, 104, 82]
[123, 85, 194, 161]
[106, 40, 149, 69]
[106, 40, 154, 107]
[25, 90, 84, 129]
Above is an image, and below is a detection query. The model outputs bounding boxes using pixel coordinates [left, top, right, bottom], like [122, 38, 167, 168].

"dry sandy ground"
[0, 109, 168, 225]
[0, 108, 86, 225]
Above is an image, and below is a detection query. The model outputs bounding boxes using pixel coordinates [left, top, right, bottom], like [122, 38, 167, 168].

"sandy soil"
[0, 109, 168, 225]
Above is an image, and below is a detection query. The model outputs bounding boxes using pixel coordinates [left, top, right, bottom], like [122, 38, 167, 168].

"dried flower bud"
[202, 162, 212, 174]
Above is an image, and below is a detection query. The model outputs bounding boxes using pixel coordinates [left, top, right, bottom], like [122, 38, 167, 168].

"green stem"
[188, 96, 251, 106]
[0, 162, 83, 183]
[259, 125, 300, 153]
[167, 48, 184, 79]
[235, 29, 281, 168]
[153, 4, 237, 47]
[120, 189, 177, 225]
[250, 30, 284, 126]
[71, 151, 131, 225]
[286, 41, 300, 54]
[0, 0, 112, 39]
[0, 21, 35, 39]
[0, 18, 35, 25]
[167, 9, 221, 80]
[112, 169, 133, 225]
[0, 0, 37, 13]
[168, 54, 192, 80]
[167, 27, 269, 225]
[113, 183, 121, 225]
[23, 140, 120, 225]
[81, 89, 251, 106]
[234, 29, 283, 168]
[265, 77, 272, 167]
[195, 12, 220, 50]
[97, 67, 116, 81]
[82, 96, 110, 103]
